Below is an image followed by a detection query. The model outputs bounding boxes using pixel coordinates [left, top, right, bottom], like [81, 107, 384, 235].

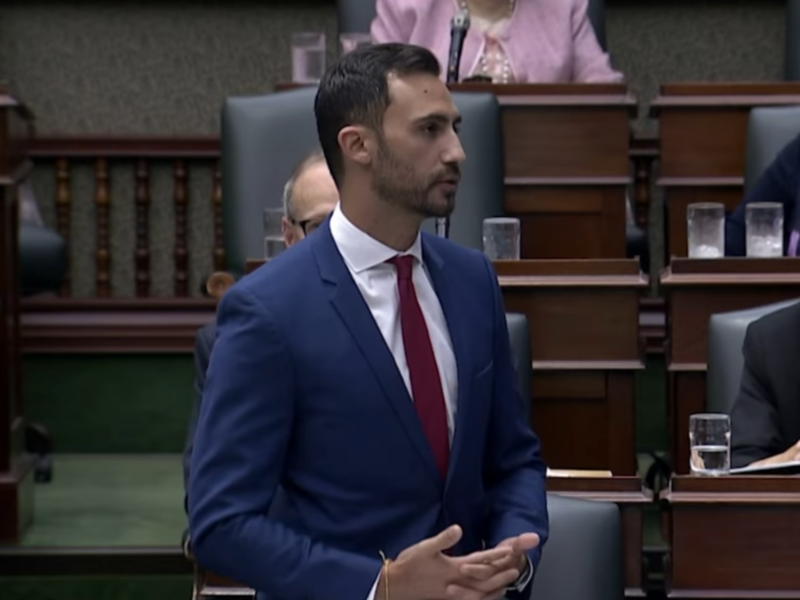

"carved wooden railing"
[22, 135, 663, 355]
[29, 137, 224, 298]
[29, 134, 658, 298]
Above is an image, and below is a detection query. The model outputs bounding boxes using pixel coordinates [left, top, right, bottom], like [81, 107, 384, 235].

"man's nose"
[443, 135, 466, 166]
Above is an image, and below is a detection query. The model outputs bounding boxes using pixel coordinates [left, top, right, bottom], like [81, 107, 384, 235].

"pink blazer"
[371, 0, 623, 84]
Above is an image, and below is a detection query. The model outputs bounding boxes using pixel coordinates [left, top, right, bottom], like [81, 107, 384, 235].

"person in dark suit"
[188, 43, 548, 600]
[726, 133, 800, 256]
[731, 300, 800, 468]
[182, 150, 338, 501]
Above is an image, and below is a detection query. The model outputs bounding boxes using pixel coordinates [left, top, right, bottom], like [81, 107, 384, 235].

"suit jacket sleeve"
[371, 0, 412, 43]
[730, 322, 786, 468]
[479, 254, 549, 594]
[726, 134, 800, 256]
[183, 325, 214, 510]
[188, 285, 382, 600]
[570, 0, 623, 83]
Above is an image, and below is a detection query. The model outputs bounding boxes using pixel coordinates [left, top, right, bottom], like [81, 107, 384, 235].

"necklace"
[457, 0, 516, 84]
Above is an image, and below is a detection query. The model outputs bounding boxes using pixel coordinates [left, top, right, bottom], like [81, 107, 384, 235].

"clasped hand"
[380, 524, 540, 600]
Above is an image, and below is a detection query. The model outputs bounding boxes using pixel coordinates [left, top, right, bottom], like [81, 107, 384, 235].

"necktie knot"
[388, 255, 415, 281]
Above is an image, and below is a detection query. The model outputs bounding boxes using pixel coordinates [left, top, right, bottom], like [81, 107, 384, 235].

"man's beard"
[371, 139, 458, 219]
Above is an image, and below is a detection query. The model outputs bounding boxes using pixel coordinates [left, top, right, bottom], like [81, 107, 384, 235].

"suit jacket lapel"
[312, 222, 442, 487]
[421, 237, 473, 487]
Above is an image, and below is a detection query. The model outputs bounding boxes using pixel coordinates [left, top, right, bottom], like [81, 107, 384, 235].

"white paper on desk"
[546, 468, 613, 478]
[729, 460, 800, 475]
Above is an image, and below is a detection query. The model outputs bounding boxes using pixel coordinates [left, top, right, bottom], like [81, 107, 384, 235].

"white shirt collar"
[329, 202, 423, 274]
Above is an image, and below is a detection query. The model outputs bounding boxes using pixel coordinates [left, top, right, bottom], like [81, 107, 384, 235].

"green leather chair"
[19, 223, 67, 296]
[532, 494, 623, 600]
[505, 312, 531, 422]
[221, 86, 504, 274]
[337, 0, 608, 51]
[743, 106, 800, 197]
[707, 299, 800, 414]
[785, 0, 800, 80]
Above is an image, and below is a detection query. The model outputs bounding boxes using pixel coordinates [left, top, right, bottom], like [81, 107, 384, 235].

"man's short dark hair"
[313, 43, 442, 187]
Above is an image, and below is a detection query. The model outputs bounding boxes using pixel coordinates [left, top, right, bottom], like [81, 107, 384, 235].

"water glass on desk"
[291, 32, 326, 83]
[483, 217, 520, 260]
[746, 202, 783, 257]
[687, 203, 725, 258]
[263, 208, 285, 259]
[689, 413, 731, 476]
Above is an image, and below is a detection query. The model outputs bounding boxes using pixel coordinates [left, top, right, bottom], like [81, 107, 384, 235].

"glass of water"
[340, 32, 372, 55]
[483, 217, 520, 260]
[687, 203, 725, 258]
[746, 202, 783, 257]
[689, 413, 731, 476]
[291, 32, 326, 83]
[263, 208, 286, 259]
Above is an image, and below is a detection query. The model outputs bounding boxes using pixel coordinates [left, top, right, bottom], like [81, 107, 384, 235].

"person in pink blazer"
[371, 0, 623, 84]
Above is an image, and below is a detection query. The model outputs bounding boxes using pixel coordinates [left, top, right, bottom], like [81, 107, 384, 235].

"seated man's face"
[281, 162, 339, 247]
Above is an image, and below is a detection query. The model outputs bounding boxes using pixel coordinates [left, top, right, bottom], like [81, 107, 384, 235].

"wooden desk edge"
[534, 360, 645, 371]
[664, 491, 800, 504]
[661, 273, 800, 286]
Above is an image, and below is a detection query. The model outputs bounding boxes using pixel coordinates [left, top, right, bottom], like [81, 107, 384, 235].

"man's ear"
[338, 125, 373, 168]
[281, 216, 296, 247]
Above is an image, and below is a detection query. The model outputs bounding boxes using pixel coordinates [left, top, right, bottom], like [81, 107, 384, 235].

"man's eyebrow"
[412, 112, 462, 126]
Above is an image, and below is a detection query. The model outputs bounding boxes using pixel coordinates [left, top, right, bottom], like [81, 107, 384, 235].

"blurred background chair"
[531, 493, 623, 600]
[743, 106, 800, 197]
[505, 312, 531, 422]
[706, 299, 800, 414]
[19, 223, 67, 297]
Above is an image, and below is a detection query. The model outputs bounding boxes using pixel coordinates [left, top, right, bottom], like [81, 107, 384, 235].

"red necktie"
[388, 255, 449, 478]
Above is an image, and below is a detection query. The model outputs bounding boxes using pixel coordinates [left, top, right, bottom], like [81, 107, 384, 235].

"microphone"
[446, 8, 471, 84]
[438, 8, 470, 239]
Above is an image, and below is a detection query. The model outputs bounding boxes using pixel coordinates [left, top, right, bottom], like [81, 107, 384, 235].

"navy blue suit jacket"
[188, 219, 549, 600]
[727, 133, 800, 256]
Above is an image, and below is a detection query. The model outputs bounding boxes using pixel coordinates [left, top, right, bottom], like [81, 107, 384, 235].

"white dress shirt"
[329, 203, 458, 439]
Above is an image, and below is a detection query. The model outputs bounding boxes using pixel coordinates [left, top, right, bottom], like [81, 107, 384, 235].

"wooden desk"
[661, 258, 800, 474]
[548, 475, 650, 597]
[665, 476, 800, 599]
[494, 259, 647, 475]
[0, 88, 35, 543]
[652, 82, 800, 258]
[276, 82, 636, 259]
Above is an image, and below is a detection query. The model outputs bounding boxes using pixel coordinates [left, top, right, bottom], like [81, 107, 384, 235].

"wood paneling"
[666, 476, 800, 598]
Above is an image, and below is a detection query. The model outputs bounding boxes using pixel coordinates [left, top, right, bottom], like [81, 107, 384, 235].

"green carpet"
[0, 576, 192, 600]
[23, 355, 195, 454]
[23, 454, 186, 547]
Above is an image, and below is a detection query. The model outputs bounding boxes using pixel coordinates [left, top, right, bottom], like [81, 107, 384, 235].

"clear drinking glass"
[339, 32, 371, 55]
[483, 217, 520, 260]
[687, 203, 725, 258]
[746, 202, 783, 257]
[689, 414, 731, 476]
[263, 208, 286, 259]
[291, 32, 326, 83]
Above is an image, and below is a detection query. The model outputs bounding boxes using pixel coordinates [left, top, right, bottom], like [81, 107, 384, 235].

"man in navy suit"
[189, 43, 548, 600]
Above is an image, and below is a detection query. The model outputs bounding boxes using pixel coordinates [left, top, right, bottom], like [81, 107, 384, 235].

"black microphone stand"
[438, 9, 470, 240]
